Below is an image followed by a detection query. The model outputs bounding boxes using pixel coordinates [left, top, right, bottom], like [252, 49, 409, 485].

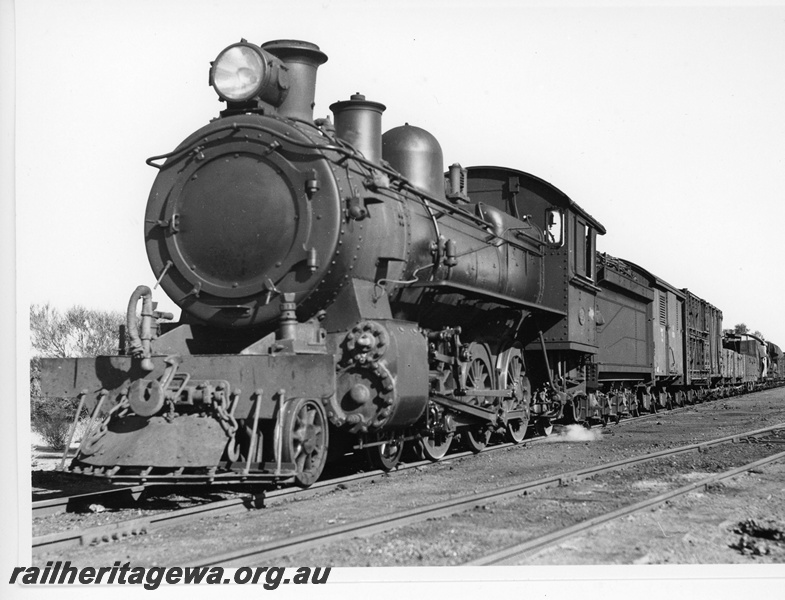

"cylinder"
[261, 40, 328, 121]
[330, 93, 386, 164]
[382, 124, 445, 199]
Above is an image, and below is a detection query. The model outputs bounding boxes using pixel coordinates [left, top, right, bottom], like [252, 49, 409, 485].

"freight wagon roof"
[467, 166, 607, 234]
[613, 256, 686, 298]
[681, 288, 721, 313]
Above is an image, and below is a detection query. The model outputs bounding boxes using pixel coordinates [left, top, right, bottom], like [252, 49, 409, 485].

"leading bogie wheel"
[420, 431, 453, 461]
[278, 398, 329, 488]
[366, 439, 404, 472]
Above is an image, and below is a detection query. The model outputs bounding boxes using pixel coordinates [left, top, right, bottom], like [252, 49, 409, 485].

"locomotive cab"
[464, 166, 607, 426]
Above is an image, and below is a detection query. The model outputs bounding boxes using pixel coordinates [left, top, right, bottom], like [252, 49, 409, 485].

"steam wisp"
[543, 424, 604, 443]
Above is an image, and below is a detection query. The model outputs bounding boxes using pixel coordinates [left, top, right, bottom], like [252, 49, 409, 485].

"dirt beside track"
[523, 459, 785, 565]
[278, 430, 785, 566]
[31, 387, 785, 567]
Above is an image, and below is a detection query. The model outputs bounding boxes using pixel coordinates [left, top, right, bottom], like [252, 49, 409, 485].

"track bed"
[31, 387, 785, 566]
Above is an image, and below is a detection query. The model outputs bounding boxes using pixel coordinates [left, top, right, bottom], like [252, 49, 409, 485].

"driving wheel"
[462, 343, 495, 453]
[499, 347, 530, 443]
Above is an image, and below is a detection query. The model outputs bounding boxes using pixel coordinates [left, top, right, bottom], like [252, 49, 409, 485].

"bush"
[30, 303, 125, 358]
[29, 303, 124, 452]
[31, 394, 85, 452]
[34, 415, 72, 452]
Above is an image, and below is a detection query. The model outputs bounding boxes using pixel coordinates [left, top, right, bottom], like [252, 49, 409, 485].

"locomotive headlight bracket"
[210, 40, 289, 106]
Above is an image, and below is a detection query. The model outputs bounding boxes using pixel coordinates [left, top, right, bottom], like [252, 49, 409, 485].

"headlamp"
[210, 41, 289, 105]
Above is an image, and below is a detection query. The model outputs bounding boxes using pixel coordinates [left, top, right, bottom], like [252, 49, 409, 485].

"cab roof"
[467, 165, 606, 234]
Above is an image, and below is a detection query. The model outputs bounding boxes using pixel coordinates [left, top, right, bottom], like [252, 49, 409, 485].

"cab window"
[586, 228, 596, 278]
[545, 208, 563, 247]
[575, 219, 596, 279]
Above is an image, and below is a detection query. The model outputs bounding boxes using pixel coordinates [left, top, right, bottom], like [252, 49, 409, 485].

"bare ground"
[31, 387, 785, 567]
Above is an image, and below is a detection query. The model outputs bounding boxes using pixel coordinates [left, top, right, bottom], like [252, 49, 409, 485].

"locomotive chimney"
[261, 40, 328, 122]
[329, 93, 386, 164]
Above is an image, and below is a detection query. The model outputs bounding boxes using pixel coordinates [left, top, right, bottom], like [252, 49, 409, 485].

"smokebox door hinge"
[147, 213, 180, 234]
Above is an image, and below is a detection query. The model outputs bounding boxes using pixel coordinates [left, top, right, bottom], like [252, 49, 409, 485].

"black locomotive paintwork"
[39, 39, 782, 487]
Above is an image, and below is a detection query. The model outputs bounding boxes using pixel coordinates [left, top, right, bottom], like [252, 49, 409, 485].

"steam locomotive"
[40, 39, 782, 488]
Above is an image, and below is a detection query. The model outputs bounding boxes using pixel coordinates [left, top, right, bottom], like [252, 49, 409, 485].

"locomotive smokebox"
[261, 39, 327, 121]
[382, 124, 445, 199]
[330, 93, 386, 164]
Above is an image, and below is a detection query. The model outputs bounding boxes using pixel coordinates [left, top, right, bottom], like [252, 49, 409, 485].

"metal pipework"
[127, 286, 155, 372]
[126, 285, 173, 372]
[277, 293, 298, 341]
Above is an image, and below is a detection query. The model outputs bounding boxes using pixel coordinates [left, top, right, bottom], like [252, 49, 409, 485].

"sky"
[4, 0, 785, 591]
[10, 0, 785, 346]
[12, 0, 785, 347]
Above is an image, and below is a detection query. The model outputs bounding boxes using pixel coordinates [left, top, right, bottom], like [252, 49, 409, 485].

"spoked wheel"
[418, 404, 453, 461]
[464, 428, 492, 452]
[498, 347, 531, 444]
[278, 398, 329, 488]
[505, 416, 528, 443]
[462, 343, 496, 453]
[420, 431, 453, 461]
[366, 439, 404, 472]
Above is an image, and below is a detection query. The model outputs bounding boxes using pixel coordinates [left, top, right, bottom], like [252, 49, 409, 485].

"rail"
[186, 422, 785, 567]
[466, 449, 785, 565]
[32, 391, 782, 555]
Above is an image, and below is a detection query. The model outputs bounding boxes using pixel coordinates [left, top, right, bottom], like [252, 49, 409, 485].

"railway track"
[183, 422, 785, 566]
[32, 440, 510, 518]
[464, 448, 785, 565]
[26, 389, 723, 519]
[32, 485, 148, 518]
[32, 434, 545, 552]
[32, 390, 781, 557]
